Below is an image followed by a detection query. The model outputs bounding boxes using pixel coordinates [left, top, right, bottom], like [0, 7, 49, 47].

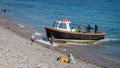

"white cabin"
[52, 19, 71, 31]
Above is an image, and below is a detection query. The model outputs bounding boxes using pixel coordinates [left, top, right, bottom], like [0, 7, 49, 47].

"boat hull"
[45, 27, 105, 42]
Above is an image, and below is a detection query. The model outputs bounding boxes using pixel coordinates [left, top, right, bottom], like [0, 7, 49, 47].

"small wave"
[65, 42, 88, 46]
[31, 32, 50, 45]
[36, 39, 59, 47]
[37, 39, 51, 45]
[34, 32, 42, 36]
[93, 38, 120, 44]
[17, 24, 25, 28]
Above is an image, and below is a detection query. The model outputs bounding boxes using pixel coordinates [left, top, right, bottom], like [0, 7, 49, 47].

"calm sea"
[0, 0, 120, 67]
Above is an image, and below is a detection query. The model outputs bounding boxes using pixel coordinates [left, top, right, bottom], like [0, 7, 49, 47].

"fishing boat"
[45, 19, 105, 42]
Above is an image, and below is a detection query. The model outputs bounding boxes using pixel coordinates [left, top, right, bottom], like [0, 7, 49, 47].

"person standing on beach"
[49, 35, 55, 49]
[31, 34, 37, 45]
[31, 32, 42, 45]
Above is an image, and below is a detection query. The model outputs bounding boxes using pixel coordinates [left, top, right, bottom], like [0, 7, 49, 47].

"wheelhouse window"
[59, 23, 66, 29]
[53, 22, 58, 28]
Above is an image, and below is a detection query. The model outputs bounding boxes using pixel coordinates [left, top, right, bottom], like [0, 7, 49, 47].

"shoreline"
[0, 13, 34, 40]
[0, 13, 103, 68]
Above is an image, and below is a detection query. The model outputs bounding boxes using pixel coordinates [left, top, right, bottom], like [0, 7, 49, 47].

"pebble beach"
[0, 14, 102, 68]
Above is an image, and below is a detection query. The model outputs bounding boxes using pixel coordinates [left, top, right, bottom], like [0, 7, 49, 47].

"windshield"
[59, 23, 66, 29]
[53, 22, 58, 28]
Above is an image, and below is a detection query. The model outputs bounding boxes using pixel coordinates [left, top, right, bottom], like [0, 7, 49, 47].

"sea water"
[0, 0, 120, 67]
